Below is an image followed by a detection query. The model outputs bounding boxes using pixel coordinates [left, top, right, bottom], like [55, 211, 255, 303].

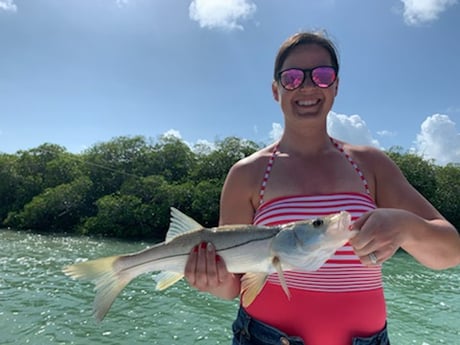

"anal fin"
[154, 271, 184, 290]
[240, 273, 268, 307]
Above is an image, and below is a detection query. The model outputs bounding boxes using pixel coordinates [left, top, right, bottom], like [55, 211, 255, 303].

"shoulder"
[220, 144, 277, 224]
[335, 139, 405, 199]
[338, 140, 397, 171]
[227, 143, 277, 182]
[331, 139, 445, 217]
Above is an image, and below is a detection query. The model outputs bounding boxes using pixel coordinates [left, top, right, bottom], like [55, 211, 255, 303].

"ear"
[334, 77, 339, 96]
[272, 80, 280, 102]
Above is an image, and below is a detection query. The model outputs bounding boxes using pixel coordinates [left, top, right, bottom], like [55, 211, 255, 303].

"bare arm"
[184, 159, 258, 299]
[350, 149, 460, 269]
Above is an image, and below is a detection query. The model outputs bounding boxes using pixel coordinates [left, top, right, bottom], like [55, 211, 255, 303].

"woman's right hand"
[184, 242, 242, 300]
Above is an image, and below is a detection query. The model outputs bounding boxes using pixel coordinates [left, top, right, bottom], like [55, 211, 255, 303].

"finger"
[352, 235, 379, 255]
[349, 216, 376, 251]
[205, 242, 219, 287]
[195, 242, 209, 285]
[350, 232, 374, 252]
[349, 211, 372, 231]
[360, 251, 380, 266]
[215, 255, 230, 283]
[184, 245, 199, 285]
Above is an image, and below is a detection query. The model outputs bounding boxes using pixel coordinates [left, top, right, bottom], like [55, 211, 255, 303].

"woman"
[184, 31, 460, 345]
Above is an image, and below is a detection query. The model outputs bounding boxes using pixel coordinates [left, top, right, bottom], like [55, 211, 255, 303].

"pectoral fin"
[240, 273, 268, 307]
[154, 271, 184, 290]
[273, 256, 291, 300]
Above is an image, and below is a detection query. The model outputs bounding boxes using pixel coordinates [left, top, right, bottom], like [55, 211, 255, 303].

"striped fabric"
[330, 138, 370, 194]
[258, 143, 278, 205]
[254, 193, 383, 292]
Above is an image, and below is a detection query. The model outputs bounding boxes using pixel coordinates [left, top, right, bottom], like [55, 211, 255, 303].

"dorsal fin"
[165, 207, 204, 243]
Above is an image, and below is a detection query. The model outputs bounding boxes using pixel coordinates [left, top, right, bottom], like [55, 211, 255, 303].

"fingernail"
[193, 245, 198, 253]
[200, 242, 207, 249]
[215, 255, 221, 263]
[207, 242, 214, 251]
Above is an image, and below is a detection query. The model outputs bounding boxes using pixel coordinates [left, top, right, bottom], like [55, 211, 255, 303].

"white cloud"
[163, 129, 182, 139]
[0, 0, 17, 12]
[161, 129, 216, 153]
[163, 114, 460, 166]
[193, 139, 216, 154]
[269, 123, 283, 142]
[400, 0, 457, 25]
[377, 130, 397, 137]
[266, 113, 381, 147]
[189, 0, 256, 30]
[414, 114, 460, 165]
[327, 112, 381, 147]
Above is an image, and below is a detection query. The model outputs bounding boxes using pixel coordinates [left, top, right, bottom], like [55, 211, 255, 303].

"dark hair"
[273, 31, 340, 80]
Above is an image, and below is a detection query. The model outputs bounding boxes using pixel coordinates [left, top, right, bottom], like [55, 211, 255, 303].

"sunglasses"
[278, 66, 338, 90]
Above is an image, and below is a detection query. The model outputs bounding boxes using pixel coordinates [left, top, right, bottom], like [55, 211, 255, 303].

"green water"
[1, 229, 459, 345]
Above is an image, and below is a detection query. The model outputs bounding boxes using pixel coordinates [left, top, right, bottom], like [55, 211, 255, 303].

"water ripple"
[1, 229, 458, 344]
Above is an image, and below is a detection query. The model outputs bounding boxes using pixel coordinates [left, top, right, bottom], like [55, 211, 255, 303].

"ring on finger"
[368, 252, 378, 265]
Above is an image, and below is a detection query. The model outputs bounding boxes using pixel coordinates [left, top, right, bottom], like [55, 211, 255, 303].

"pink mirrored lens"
[280, 69, 304, 90]
[312, 67, 336, 88]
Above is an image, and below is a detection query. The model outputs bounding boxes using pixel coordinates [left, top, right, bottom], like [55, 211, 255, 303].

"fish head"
[271, 211, 355, 271]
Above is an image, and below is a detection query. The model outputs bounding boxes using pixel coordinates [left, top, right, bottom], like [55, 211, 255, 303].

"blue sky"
[1, 0, 459, 165]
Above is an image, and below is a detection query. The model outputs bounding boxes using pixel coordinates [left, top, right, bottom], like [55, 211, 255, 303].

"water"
[1, 229, 459, 345]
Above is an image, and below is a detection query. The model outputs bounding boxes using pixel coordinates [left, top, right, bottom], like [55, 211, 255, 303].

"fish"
[63, 207, 355, 321]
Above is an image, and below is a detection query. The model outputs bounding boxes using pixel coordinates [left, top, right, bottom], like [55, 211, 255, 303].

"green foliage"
[0, 154, 19, 222]
[149, 135, 197, 183]
[82, 136, 151, 199]
[1, 137, 458, 238]
[191, 137, 259, 182]
[386, 148, 460, 229]
[81, 194, 147, 238]
[432, 164, 460, 227]
[386, 148, 437, 201]
[4, 177, 93, 232]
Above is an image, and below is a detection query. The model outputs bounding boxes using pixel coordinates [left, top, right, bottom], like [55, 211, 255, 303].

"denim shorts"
[232, 307, 390, 345]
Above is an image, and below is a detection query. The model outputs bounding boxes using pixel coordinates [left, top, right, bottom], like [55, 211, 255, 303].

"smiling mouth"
[296, 99, 321, 107]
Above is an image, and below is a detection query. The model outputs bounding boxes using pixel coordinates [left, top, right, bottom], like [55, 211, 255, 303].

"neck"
[278, 125, 334, 157]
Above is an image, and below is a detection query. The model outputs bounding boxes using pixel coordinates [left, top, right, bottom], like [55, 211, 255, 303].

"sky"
[0, 0, 459, 165]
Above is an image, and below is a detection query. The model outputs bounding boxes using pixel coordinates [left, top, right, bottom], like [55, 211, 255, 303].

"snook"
[64, 208, 354, 321]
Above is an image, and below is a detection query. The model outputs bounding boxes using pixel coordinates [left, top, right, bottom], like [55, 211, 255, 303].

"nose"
[299, 74, 315, 89]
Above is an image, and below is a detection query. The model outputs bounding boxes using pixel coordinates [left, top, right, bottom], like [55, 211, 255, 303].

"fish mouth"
[328, 211, 351, 233]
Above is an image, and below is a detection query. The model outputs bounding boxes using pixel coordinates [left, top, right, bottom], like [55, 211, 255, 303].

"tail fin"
[63, 256, 133, 322]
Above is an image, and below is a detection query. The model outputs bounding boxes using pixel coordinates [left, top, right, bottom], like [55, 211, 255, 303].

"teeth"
[297, 100, 318, 106]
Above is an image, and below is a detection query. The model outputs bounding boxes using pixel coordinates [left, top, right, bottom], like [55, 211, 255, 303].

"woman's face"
[272, 44, 339, 124]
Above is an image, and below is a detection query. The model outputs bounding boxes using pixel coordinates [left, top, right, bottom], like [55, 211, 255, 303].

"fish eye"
[312, 219, 323, 227]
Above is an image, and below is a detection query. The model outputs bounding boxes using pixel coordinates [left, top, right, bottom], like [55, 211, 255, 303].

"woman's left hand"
[349, 208, 412, 266]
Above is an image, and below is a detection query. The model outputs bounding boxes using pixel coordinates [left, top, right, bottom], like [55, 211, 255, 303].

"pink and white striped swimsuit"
[244, 138, 387, 344]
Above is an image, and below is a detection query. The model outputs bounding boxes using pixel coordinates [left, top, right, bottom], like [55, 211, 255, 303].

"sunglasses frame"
[277, 65, 338, 90]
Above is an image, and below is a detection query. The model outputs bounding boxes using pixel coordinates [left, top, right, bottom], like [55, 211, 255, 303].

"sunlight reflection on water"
[1, 230, 458, 344]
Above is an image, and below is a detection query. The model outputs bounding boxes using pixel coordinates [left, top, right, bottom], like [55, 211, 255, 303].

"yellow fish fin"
[240, 272, 268, 307]
[273, 256, 291, 300]
[154, 271, 184, 290]
[63, 255, 133, 322]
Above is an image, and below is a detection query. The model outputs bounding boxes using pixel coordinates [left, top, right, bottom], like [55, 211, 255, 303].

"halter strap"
[329, 137, 371, 196]
[258, 142, 280, 205]
[257, 139, 371, 205]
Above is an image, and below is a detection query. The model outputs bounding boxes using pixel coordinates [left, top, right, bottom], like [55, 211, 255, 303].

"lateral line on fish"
[63, 209, 353, 322]
[115, 232, 280, 274]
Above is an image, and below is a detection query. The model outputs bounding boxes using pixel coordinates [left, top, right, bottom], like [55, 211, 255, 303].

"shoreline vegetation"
[1, 135, 459, 240]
